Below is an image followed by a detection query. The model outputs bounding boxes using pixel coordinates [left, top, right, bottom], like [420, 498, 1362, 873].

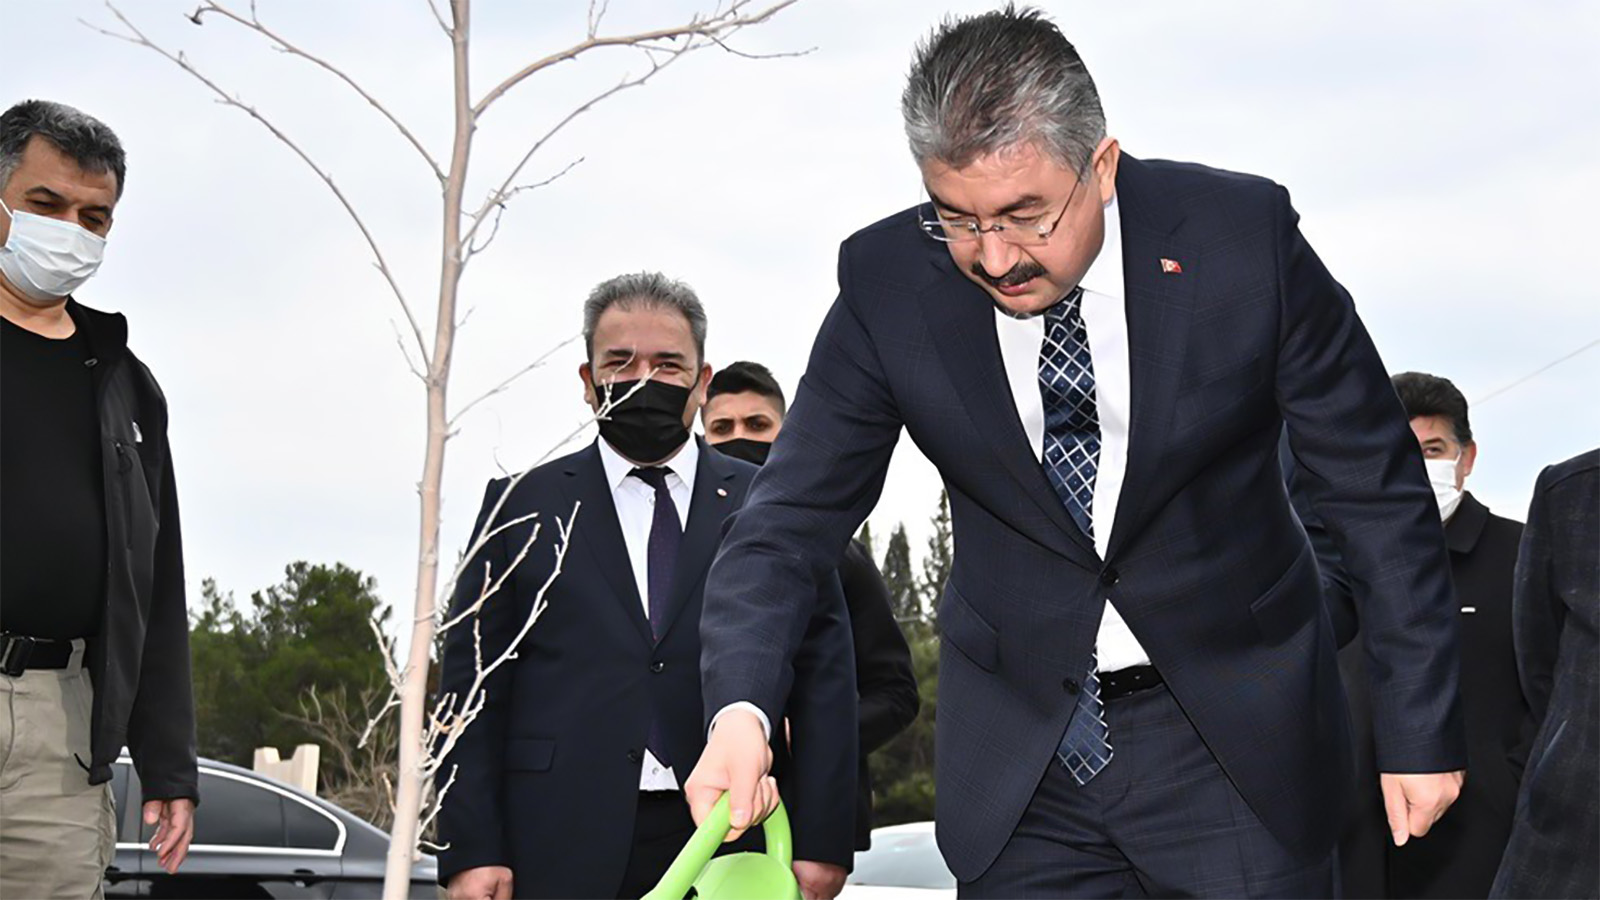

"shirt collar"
[597, 432, 700, 494]
[1078, 193, 1124, 302]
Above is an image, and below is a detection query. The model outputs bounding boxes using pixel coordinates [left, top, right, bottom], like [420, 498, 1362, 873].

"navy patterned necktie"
[1038, 288, 1114, 784]
[631, 466, 680, 767]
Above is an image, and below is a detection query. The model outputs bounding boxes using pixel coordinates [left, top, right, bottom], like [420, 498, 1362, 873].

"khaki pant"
[0, 642, 115, 899]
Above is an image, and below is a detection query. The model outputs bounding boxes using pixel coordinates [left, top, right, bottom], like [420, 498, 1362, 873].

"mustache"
[970, 260, 1046, 289]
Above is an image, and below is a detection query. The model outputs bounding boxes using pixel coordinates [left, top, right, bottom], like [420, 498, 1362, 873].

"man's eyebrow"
[925, 187, 1045, 218]
[23, 186, 66, 202]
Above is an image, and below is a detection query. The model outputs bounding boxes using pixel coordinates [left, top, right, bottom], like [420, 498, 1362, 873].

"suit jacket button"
[1062, 677, 1080, 695]
[627, 750, 642, 764]
[650, 660, 666, 673]
[1100, 567, 1120, 587]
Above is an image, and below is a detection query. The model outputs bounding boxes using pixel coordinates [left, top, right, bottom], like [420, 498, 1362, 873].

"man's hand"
[1380, 771, 1465, 846]
[793, 859, 848, 900]
[447, 865, 514, 900]
[686, 708, 777, 841]
[143, 798, 195, 874]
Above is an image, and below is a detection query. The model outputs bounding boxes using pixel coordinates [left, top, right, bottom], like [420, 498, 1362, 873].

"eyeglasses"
[918, 176, 1083, 246]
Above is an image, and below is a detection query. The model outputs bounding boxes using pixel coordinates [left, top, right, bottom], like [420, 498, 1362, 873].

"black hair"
[707, 361, 786, 416]
[1392, 371, 1472, 444]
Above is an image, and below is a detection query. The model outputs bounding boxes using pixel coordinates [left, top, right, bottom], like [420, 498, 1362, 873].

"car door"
[104, 761, 150, 898]
[140, 767, 345, 899]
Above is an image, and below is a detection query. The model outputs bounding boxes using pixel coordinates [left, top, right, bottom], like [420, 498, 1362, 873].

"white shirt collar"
[1077, 193, 1124, 302]
[597, 432, 700, 494]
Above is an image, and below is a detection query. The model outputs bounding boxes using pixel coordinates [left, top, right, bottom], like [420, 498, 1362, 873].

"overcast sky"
[9, 0, 1598, 631]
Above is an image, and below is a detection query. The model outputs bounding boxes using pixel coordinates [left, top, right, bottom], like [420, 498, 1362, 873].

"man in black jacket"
[0, 100, 197, 896]
[1296, 372, 1527, 898]
[702, 361, 921, 851]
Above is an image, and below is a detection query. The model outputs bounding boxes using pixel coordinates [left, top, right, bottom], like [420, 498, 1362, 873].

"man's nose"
[976, 230, 1018, 279]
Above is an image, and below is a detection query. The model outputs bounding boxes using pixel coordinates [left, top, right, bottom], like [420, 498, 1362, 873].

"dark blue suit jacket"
[435, 438, 857, 897]
[701, 156, 1466, 880]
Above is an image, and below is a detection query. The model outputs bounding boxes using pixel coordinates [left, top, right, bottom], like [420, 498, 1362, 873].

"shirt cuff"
[710, 702, 771, 740]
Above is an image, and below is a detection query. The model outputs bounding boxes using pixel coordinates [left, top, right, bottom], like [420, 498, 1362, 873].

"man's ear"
[1459, 441, 1478, 484]
[579, 361, 598, 409]
[1093, 136, 1121, 204]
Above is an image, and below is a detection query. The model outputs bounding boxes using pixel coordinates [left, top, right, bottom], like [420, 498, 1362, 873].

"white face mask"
[0, 198, 107, 305]
[1424, 456, 1463, 521]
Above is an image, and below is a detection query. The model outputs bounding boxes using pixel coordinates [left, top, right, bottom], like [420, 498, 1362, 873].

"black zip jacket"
[68, 299, 198, 802]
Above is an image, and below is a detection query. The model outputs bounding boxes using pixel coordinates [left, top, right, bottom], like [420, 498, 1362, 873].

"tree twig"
[90, 2, 434, 372]
[188, 1, 447, 185]
[448, 333, 580, 428]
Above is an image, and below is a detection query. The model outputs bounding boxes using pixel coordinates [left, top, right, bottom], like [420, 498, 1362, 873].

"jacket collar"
[1445, 490, 1489, 554]
[64, 298, 129, 371]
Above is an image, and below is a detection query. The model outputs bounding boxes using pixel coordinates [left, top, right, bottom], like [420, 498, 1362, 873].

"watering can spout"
[641, 794, 799, 900]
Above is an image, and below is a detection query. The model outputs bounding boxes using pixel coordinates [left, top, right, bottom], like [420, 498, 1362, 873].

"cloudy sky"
[10, 1, 1598, 631]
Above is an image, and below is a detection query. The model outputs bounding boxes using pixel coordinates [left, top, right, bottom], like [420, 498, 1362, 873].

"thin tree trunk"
[384, 1, 472, 895]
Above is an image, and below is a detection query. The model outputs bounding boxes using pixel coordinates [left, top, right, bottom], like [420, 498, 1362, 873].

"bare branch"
[91, 3, 434, 372]
[471, 0, 801, 117]
[188, 1, 447, 184]
[703, 29, 815, 61]
[586, 0, 612, 38]
[448, 333, 580, 428]
[391, 320, 428, 382]
[425, 0, 452, 36]
[464, 156, 584, 259]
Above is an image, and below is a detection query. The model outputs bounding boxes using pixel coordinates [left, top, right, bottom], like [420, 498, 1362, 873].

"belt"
[1098, 665, 1163, 700]
[0, 634, 75, 677]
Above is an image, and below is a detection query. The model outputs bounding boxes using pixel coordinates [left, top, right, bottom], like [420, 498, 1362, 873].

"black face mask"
[595, 378, 692, 463]
[713, 438, 772, 466]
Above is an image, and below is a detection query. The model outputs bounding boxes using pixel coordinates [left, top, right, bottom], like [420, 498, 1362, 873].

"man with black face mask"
[704, 362, 921, 854]
[433, 274, 859, 900]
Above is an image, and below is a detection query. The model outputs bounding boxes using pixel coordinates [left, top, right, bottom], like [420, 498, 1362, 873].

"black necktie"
[630, 466, 680, 768]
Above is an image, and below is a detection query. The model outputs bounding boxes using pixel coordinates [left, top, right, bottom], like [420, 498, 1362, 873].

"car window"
[848, 829, 957, 889]
[190, 772, 286, 848]
[283, 794, 340, 851]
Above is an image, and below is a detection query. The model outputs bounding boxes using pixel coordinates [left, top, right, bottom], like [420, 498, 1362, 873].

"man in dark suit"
[1309, 373, 1528, 898]
[434, 273, 857, 900]
[686, 8, 1466, 897]
[1491, 448, 1599, 900]
[702, 361, 922, 852]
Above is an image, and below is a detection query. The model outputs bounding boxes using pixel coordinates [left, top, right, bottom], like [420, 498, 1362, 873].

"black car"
[105, 755, 437, 898]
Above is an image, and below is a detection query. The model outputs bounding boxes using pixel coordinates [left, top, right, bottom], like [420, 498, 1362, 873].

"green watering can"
[641, 794, 800, 900]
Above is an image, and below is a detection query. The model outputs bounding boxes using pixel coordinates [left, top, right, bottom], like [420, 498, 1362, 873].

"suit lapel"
[561, 443, 653, 647]
[1106, 157, 1197, 559]
[655, 437, 739, 643]
[922, 260, 1098, 563]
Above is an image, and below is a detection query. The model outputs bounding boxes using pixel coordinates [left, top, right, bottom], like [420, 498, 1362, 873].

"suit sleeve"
[1511, 465, 1563, 729]
[1278, 426, 1358, 648]
[126, 430, 200, 803]
[840, 540, 919, 753]
[1271, 186, 1466, 773]
[781, 571, 859, 869]
[434, 479, 517, 884]
[701, 241, 905, 727]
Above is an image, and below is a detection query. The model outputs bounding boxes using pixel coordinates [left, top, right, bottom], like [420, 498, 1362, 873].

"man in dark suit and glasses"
[687, 7, 1467, 897]
[433, 273, 857, 900]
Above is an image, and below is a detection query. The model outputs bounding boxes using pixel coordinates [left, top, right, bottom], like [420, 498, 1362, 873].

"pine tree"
[880, 523, 919, 623]
[919, 490, 953, 631]
[856, 520, 877, 563]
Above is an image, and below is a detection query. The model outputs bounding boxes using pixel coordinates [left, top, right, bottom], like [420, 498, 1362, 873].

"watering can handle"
[641, 793, 792, 900]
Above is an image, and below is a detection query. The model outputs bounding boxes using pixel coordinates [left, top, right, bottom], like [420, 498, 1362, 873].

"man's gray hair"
[0, 100, 127, 198]
[902, 5, 1105, 174]
[582, 272, 708, 363]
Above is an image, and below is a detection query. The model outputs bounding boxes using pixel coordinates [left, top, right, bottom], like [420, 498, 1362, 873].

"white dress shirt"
[596, 435, 699, 790]
[992, 194, 1152, 672]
